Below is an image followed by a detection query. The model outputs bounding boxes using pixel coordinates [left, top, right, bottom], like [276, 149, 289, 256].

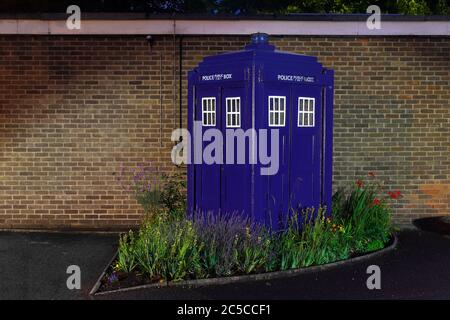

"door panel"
[220, 86, 251, 215]
[194, 85, 221, 213]
[261, 83, 290, 229]
[290, 85, 322, 211]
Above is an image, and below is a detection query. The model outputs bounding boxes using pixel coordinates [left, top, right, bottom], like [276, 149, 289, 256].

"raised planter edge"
[90, 234, 398, 296]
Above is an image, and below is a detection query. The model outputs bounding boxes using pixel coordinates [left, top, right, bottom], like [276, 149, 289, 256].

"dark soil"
[99, 267, 164, 292]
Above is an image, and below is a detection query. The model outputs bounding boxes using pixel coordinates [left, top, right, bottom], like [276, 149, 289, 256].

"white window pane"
[226, 98, 240, 127]
[268, 96, 286, 126]
[297, 98, 315, 127]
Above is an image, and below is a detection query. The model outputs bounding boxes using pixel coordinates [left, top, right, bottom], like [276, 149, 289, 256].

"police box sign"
[201, 73, 233, 81]
[277, 74, 315, 83]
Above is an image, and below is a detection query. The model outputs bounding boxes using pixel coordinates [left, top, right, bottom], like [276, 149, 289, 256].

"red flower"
[368, 172, 375, 177]
[356, 179, 364, 188]
[387, 190, 401, 199]
[373, 198, 381, 206]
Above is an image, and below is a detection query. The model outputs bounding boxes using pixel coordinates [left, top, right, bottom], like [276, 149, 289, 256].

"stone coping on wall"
[0, 14, 449, 35]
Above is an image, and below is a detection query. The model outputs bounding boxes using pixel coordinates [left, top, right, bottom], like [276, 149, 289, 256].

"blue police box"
[187, 33, 334, 230]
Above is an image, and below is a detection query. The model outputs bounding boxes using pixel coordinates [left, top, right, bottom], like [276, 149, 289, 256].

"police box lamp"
[245, 32, 275, 50]
[187, 33, 334, 230]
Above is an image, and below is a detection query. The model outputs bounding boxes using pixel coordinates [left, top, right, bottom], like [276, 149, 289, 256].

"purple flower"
[108, 272, 119, 284]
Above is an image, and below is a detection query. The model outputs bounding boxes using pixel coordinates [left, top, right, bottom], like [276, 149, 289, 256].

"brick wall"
[0, 35, 448, 229]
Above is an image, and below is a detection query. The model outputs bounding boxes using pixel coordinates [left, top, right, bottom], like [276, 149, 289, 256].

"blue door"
[194, 85, 221, 213]
[289, 85, 322, 211]
[261, 83, 290, 229]
[220, 85, 251, 216]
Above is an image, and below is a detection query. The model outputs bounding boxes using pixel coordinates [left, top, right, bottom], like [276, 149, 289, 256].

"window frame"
[225, 97, 241, 128]
[297, 97, 315, 127]
[268, 95, 286, 127]
[201, 97, 216, 127]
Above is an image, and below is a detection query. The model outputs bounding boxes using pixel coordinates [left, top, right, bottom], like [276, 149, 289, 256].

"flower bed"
[96, 169, 398, 293]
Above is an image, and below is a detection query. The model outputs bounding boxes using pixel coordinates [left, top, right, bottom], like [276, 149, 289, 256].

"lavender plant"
[191, 212, 273, 276]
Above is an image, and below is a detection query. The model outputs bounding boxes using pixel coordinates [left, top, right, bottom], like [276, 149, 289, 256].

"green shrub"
[134, 172, 187, 220]
[233, 227, 273, 274]
[116, 231, 137, 273]
[276, 207, 350, 270]
[332, 174, 395, 253]
[115, 163, 186, 220]
[126, 216, 202, 281]
[113, 174, 394, 283]
[159, 172, 186, 218]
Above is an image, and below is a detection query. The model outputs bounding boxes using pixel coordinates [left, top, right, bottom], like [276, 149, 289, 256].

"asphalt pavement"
[0, 228, 449, 300]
